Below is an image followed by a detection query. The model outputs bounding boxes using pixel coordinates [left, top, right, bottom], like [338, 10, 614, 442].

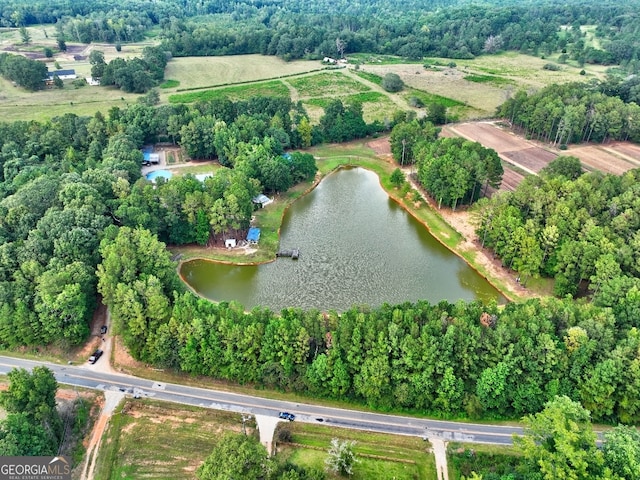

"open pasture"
[286, 71, 371, 98]
[358, 52, 608, 118]
[163, 54, 321, 92]
[168, 79, 289, 103]
[0, 75, 139, 122]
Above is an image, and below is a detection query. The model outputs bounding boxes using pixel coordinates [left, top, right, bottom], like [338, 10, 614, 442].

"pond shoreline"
[173, 138, 535, 305]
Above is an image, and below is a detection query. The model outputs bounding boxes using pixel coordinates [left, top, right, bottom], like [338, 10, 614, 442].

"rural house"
[46, 69, 77, 80]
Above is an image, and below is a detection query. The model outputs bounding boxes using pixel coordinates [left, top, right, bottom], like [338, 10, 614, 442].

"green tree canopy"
[382, 73, 404, 92]
[197, 433, 267, 480]
[514, 395, 604, 480]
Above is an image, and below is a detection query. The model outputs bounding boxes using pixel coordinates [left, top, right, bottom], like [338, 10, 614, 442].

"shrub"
[382, 72, 403, 92]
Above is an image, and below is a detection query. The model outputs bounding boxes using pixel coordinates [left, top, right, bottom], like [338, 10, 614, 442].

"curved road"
[0, 355, 522, 445]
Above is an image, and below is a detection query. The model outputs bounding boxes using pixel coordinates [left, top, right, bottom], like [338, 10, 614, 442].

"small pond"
[180, 167, 506, 312]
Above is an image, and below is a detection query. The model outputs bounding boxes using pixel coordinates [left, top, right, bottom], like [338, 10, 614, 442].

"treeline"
[155, 1, 640, 69]
[474, 157, 640, 303]
[0, 52, 47, 90]
[0, 367, 62, 456]
[498, 81, 640, 145]
[453, 396, 640, 480]
[98, 228, 640, 424]
[416, 137, 503, 210]
[0, 94, 378, 348]
[3, 0, 640, 72]
[90, 46, 169, 93]
[389, 121, 503, 209]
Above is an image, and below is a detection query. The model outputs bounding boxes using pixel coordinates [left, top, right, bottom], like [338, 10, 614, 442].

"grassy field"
[359, 51, 609, 118]
[163, 54, 320, 92]
[94, 399, 255, 480]
[287, 71, 371, 98]
[168, 80, 290, 103]
[0, 41, 613, 122]
[304, 91, 399, 123]
[277, 422, 437, 479]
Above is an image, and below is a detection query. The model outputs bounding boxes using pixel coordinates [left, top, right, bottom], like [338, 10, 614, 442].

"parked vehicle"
[278, 412, 295, 421]
[100, 325, 108, 334]
[88, 349, 103, 364]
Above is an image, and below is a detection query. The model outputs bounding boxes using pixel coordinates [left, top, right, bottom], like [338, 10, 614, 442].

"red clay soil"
[502, 147, 558, 173]
[565, 144, 638, 175]
[366, 137, 393, 160]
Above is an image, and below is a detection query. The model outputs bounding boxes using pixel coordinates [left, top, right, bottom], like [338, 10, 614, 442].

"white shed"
[225, 239, 237, 249]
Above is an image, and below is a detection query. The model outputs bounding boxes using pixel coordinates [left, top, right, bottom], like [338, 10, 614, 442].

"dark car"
[278, 412, 295, 421]
[100, 325, 108, 334]
[88, 349, 103, 364]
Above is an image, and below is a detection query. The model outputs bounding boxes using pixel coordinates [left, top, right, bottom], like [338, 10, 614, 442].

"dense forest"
[98, 229, 640, 424]
[498, 80, 640, 146]
[0, 0, 638, 460]
[1, 0, 640, 72]
[0, 85, 637, 425]
[0, 94, 378, 348]
[473, 159, 640, 300]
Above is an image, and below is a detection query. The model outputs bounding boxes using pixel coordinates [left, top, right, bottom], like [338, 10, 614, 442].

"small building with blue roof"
[247, 227, 261, 244]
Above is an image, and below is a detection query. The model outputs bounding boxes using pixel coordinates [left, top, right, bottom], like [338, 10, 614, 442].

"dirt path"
[80, 389, 125, 480]
[431, 439, 450, 480]
[387, 154, 529, 301]
[342, 67, 423, 116]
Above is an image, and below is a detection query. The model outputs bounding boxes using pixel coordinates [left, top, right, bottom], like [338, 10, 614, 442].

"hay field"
[358, 52, 608, 118]
[162, 54, 320, 92]
[286, 71, 371, 98]
[0, 76, 139, 122]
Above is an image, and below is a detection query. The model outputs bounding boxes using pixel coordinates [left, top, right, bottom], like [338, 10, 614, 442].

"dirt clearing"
[565, 144, 639, 175]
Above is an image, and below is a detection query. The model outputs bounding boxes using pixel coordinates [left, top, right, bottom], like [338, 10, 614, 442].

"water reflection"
[181, 167, 506, 311]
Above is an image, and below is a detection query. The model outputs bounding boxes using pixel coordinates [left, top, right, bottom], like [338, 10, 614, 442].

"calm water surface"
[181, 167, 505, 311]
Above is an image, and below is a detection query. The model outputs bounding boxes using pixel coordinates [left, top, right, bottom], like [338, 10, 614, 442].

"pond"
[180, 167, 506, 312]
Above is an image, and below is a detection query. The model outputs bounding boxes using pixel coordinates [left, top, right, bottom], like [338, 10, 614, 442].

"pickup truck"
[88, 349, 103, 364]
[278, 412, 295, 421]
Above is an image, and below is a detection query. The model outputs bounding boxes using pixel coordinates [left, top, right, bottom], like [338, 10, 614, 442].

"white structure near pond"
[252, 194, 273, 208]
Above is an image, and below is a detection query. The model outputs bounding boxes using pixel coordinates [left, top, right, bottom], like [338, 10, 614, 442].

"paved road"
[0, 355, 523, 445]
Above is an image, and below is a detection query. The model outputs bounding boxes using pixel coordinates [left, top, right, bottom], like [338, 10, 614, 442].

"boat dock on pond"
[276, 248, 300, 259]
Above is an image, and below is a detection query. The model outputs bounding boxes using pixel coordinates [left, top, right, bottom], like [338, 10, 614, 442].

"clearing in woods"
[442, 122, 640, 193]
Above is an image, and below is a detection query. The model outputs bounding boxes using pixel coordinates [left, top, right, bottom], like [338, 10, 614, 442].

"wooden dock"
[276, 248, 300, 259]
